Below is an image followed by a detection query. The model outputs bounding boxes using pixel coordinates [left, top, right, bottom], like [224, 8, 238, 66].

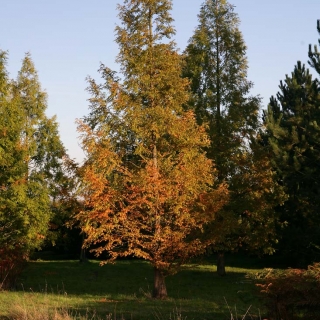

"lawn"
[0, 256, 266, 319]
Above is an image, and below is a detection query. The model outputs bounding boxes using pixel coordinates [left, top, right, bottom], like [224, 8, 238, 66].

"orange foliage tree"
[77, 0, 227, 298]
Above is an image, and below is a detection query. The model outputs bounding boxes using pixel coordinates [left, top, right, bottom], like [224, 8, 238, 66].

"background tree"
[263, 61, 320, 266]
[0, 51, 67, 263]
[42, 157, 83, 260]
[183, 0, 284, 275]
[309, 19, 320, 75]
[14, 54, 66, 193]
[0, 50, 26, 254]
[77, 0, 227, 298]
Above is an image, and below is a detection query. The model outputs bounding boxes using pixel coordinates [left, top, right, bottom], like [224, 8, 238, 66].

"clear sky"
[1, 0, 319, 162]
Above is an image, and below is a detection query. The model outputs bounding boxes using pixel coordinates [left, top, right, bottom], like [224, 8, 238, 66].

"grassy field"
[0, 256, 267, 319]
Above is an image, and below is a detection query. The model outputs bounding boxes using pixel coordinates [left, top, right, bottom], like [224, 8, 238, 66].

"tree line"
[0, 0, 319, 298]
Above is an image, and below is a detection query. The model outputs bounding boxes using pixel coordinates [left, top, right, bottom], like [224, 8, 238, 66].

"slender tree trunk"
[153, 267, 167, 299]
[217, 252, 226, 276]
[215, 32, 226, 278]
[148, 12, 165, 300]
[79, 247, 88, 263]
[79, 234, 88, 263]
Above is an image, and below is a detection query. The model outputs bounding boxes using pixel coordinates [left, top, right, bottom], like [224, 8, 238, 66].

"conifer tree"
[0, 51, 26, 251]
[308, 19, 320, 75]
[0, 51, 66, 259]
[183, 0, 284, 275]
[14, 54, 66, 187]
[263, 61, 320, 265]
[77, 0, 227, 298]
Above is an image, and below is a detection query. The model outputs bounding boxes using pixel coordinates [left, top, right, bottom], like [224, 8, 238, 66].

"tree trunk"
[79, 247, 88, 263]
[79, 234, 88, 263]
[153, 267, 167, 299]
[217, 252, 226, 276]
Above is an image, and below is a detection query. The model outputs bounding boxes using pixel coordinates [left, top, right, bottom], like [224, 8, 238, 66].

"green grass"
[0, 256, 266, 319]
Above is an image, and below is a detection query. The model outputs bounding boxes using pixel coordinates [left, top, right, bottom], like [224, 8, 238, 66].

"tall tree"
[77, 0, 227, 298]
[309, 19, 320, 75]
[14, 54, 66, 189]
[0, 51, 66, 259]
[0, 50, 26, 252]
[183, 0, 284, 275]
[263, 61, 320, 265]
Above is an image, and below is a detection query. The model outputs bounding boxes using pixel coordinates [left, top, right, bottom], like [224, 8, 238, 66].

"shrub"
[253, 262, 320, 320]
[0, 248, 26, 290]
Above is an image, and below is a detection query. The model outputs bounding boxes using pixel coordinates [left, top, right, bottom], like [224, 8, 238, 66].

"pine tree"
[77, 0, 227, 298]
[263, 61, 320, 265]
[183, 0, 284, 275]
[308, 19, 320, 75]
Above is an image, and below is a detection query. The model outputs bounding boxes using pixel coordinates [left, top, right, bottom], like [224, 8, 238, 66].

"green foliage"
[308, 20, 320, 75]
[263, 61, 320, 265]
[44, 157, 83, 256]
[183, 0, 284, 257]
[0, 51, 67, 258]
[254, 263, 320, 319]
[183, 0, 255, 137]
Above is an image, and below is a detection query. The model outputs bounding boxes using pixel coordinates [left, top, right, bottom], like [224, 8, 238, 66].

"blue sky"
[1, 0, 320, 162]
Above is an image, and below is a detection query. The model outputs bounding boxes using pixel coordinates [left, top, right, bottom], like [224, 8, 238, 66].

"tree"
[308, 19, 320, 75]
[43, 157, 83, 259]
[0, 50, 26, 253]
[263, 61, 320, 265]
[183, 0, 284, 275]
[77, 0, 227, 298]
[0, 51, 66, 260]
[14, 54, 66, 190]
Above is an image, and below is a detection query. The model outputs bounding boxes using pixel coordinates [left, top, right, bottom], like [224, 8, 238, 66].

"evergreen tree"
[308, 19, 320, 75]
[263, 61, 320, 265]
[183, 0, 284, 275]
[0, 50, 26, 252]
[14, 54, 66, 189]
[0, 51, 66, 259]
[77, 0, 227, 298]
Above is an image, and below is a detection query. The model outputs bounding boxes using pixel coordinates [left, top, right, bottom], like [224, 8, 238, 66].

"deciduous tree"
[77, 0, 227, 298]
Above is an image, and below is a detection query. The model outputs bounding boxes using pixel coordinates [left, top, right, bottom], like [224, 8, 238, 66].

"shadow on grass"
[9, 259, 264, 319]
[199, 252, 294, 270]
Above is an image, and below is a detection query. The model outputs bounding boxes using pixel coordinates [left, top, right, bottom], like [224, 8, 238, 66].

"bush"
[0, 248, 26, 290]
[253, 262, 320, 320]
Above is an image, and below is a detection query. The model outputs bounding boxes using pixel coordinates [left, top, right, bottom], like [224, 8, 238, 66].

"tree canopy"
[183, 0, 285, 275]
[0, 51, 66, 259]
[263, 61, 320, 265]
[77, 0, 227, 298]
